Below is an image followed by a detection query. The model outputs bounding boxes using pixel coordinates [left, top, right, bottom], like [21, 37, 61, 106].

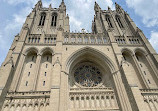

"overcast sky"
[0, 0, 158, 65]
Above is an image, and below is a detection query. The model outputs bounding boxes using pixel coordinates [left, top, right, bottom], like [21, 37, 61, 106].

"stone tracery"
[74, 64, 102, 87]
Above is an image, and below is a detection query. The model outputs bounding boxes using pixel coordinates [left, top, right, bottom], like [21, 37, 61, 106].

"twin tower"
[0, 0, 158, 111]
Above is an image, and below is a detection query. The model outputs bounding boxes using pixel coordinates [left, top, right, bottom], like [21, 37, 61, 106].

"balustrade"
[28, 35, 41, 44]
[69, 88, 119, 110]
[115, 37, 126, 44]
[141, 89, 158, 111]
[2, 91, 50, 111]
[64, 34, 109, 45]
[128, 37, 141, 44]
[27, 34, 57, 44]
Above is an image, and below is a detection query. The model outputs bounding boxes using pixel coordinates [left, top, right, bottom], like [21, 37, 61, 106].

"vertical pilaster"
[132, 54, 149, 88]
[120, 55, 148, 111]
[112, 71, 133, 111]
[59, 71, 69, 111]
[138, 30, 158, 67]
[50, 27, 64, 111]
[10, 54, 25, 91]
[107, 30, 133, 111]
[0, 63, 14, 109]
[130, 86, 147, 111]
[146, 54, 158, 78]
[33, 54, 41, 91]
[49, 57, 61, 111]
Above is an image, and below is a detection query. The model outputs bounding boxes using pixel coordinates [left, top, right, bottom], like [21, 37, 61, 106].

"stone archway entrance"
[66, 47, 120, 111]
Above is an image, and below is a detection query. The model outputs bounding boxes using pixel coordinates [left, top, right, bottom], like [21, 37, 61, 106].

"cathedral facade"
[0, 0, 158, 111]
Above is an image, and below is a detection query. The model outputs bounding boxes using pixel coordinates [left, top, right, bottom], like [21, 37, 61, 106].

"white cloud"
[69, 15, 82, 31]
[126, 0, 158, 27]
[149, 31, 158, 53]
[67, 0, 114, 32]
[3, 0, 38, 5]
[5, 7, 31, 31]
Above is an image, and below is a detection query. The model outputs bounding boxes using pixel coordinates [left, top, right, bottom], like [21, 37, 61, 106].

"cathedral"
[0, 0, 158, 111]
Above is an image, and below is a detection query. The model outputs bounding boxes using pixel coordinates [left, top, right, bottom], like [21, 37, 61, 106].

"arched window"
[105, 15, 113, 28]
[39, 12, 46, 26]
[51, 13, 57, 26]
[115, 15, 124, 28]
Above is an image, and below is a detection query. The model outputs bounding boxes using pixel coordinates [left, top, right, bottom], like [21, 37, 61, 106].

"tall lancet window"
[116, 15, 124, 28]
[105, 15, 113, 28]
[39, 12, 46, 26]
[51, 13, 57, 27]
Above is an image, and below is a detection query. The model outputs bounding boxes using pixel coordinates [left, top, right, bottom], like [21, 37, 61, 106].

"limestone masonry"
[0, 0, 158, 111]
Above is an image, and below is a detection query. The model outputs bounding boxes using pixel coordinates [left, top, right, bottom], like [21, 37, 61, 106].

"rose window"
[74, 64, 102, 87]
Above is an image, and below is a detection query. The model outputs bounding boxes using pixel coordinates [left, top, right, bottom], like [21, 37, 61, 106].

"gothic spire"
[115, 2, 125, 14]
[94, 1, 101, 13]
[34, 0, 42, 10]
[59, 0, 66, 12]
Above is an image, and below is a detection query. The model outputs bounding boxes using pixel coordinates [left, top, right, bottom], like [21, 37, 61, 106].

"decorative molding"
[51, 86, 60, 89]
[53, 57, 61, 66]
[129, 84, 138, 87]
[3, 57, 15, 68]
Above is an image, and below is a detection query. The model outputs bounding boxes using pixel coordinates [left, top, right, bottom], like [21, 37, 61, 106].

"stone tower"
[0, 0, 158, 111]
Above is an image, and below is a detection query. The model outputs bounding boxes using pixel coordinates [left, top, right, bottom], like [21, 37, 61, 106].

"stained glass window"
[74, 64, 102, 87]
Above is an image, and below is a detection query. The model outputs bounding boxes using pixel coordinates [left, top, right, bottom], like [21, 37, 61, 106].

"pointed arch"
[65, 47, 117, 74]
[115, 14, 124, 28]
[39, 12, 46, 26]
[51, 12, 58, 26]
[134, 48, 147, 56]
[39, 47, 54, 56]
[105, 14, 113, 28]
[121, 48, 133, 56]
[24, 47, 39, 56]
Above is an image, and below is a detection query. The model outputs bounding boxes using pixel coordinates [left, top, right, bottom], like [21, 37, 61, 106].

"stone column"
[33, 54, 41, 91]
